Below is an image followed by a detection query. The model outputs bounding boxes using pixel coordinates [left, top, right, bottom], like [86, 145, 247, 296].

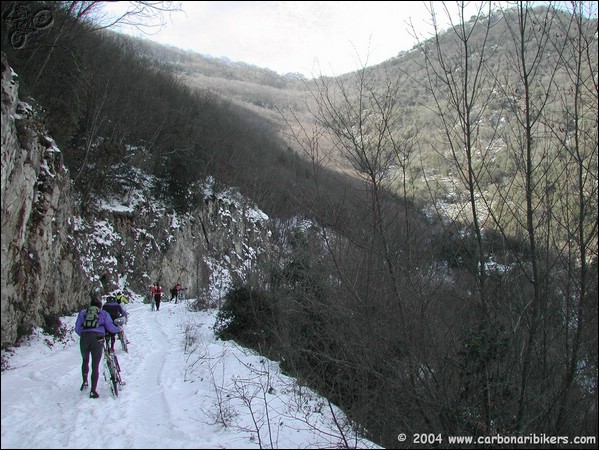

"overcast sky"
[99, 2, 596, 77]
[100, 1, 469, 77]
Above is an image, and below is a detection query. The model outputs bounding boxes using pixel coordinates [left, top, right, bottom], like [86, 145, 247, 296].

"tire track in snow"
[120, 302, 196, 447]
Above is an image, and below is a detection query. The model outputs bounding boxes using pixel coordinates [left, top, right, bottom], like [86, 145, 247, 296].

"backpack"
[83, 306, 100, 329]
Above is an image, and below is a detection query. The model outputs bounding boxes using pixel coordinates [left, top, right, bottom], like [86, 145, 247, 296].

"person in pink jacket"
[75, 296, 122, 399]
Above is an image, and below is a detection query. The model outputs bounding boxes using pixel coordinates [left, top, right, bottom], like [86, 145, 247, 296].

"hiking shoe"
[80, 381, 88, 391]
[90, 391, 99, 399]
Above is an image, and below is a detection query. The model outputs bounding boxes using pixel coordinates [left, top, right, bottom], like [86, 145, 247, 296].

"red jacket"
[151, 285, 163, 297]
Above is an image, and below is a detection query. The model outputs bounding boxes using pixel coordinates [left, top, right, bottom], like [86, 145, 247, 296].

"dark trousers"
[80, 332, 104, 391]
[154, 295, 161, 310]
[106, 332, 117, 351]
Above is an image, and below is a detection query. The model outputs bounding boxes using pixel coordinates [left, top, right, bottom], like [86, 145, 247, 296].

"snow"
[1, 299, 380, 449]
[99, 198, 135, 213]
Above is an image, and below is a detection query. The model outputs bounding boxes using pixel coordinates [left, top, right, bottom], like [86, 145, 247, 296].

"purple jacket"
[75, 308, 121, 336]
[102, 300, 128, 321]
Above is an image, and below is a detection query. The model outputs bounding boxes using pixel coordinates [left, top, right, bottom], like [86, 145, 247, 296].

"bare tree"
[417, 0, 501, 432]
[90, 1, 181, 31]
[543, 1, 598, 433]
[419, 0, 498, 315]
[419, 0, 598, 437]
[492, 2, 594, 433]
[307, 64, 415, 322]
[6, 1, 181, 86]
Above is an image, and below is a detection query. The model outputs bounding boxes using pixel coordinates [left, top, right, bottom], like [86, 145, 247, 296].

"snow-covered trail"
[2, 299, 380, 449]
[1, 300, 218, 449]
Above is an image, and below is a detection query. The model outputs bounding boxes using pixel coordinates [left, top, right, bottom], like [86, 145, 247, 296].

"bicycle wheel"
[119, 330, 128, 353]
[108, 355, 119, 397]
[103, 349, 118, 397]
[104, 345, 120, 397]
[113, 353, 126, 390]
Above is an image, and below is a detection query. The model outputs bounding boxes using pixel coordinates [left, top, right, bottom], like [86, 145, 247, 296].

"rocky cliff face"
[1, 53, 274, 348]
[71, 172, 273, 306]
[1, 52, 90, 346]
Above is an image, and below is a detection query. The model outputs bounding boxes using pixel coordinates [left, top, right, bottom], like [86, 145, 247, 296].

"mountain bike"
[103, 336, 124, 397]
[114, 317, 128, 353]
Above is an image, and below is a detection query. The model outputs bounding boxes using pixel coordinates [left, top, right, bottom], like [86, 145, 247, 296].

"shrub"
[213, 285, 276, 348]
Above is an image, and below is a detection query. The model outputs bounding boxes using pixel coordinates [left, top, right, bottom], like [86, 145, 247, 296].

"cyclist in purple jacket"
[102, 296, 128, 353]
[75, 296, 122, 399]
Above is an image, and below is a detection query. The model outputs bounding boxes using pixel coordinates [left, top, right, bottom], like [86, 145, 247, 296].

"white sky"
[1, 298, 381, 449]
[98, 1, 596, 77]
[100, 1, 449, 77]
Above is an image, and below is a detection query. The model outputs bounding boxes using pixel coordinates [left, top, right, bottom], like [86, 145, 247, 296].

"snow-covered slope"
[1, 297, 380, 449]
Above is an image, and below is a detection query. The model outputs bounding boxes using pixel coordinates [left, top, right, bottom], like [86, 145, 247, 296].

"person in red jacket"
[170, 283, 182, 303]
[151, 282, 163, 311]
